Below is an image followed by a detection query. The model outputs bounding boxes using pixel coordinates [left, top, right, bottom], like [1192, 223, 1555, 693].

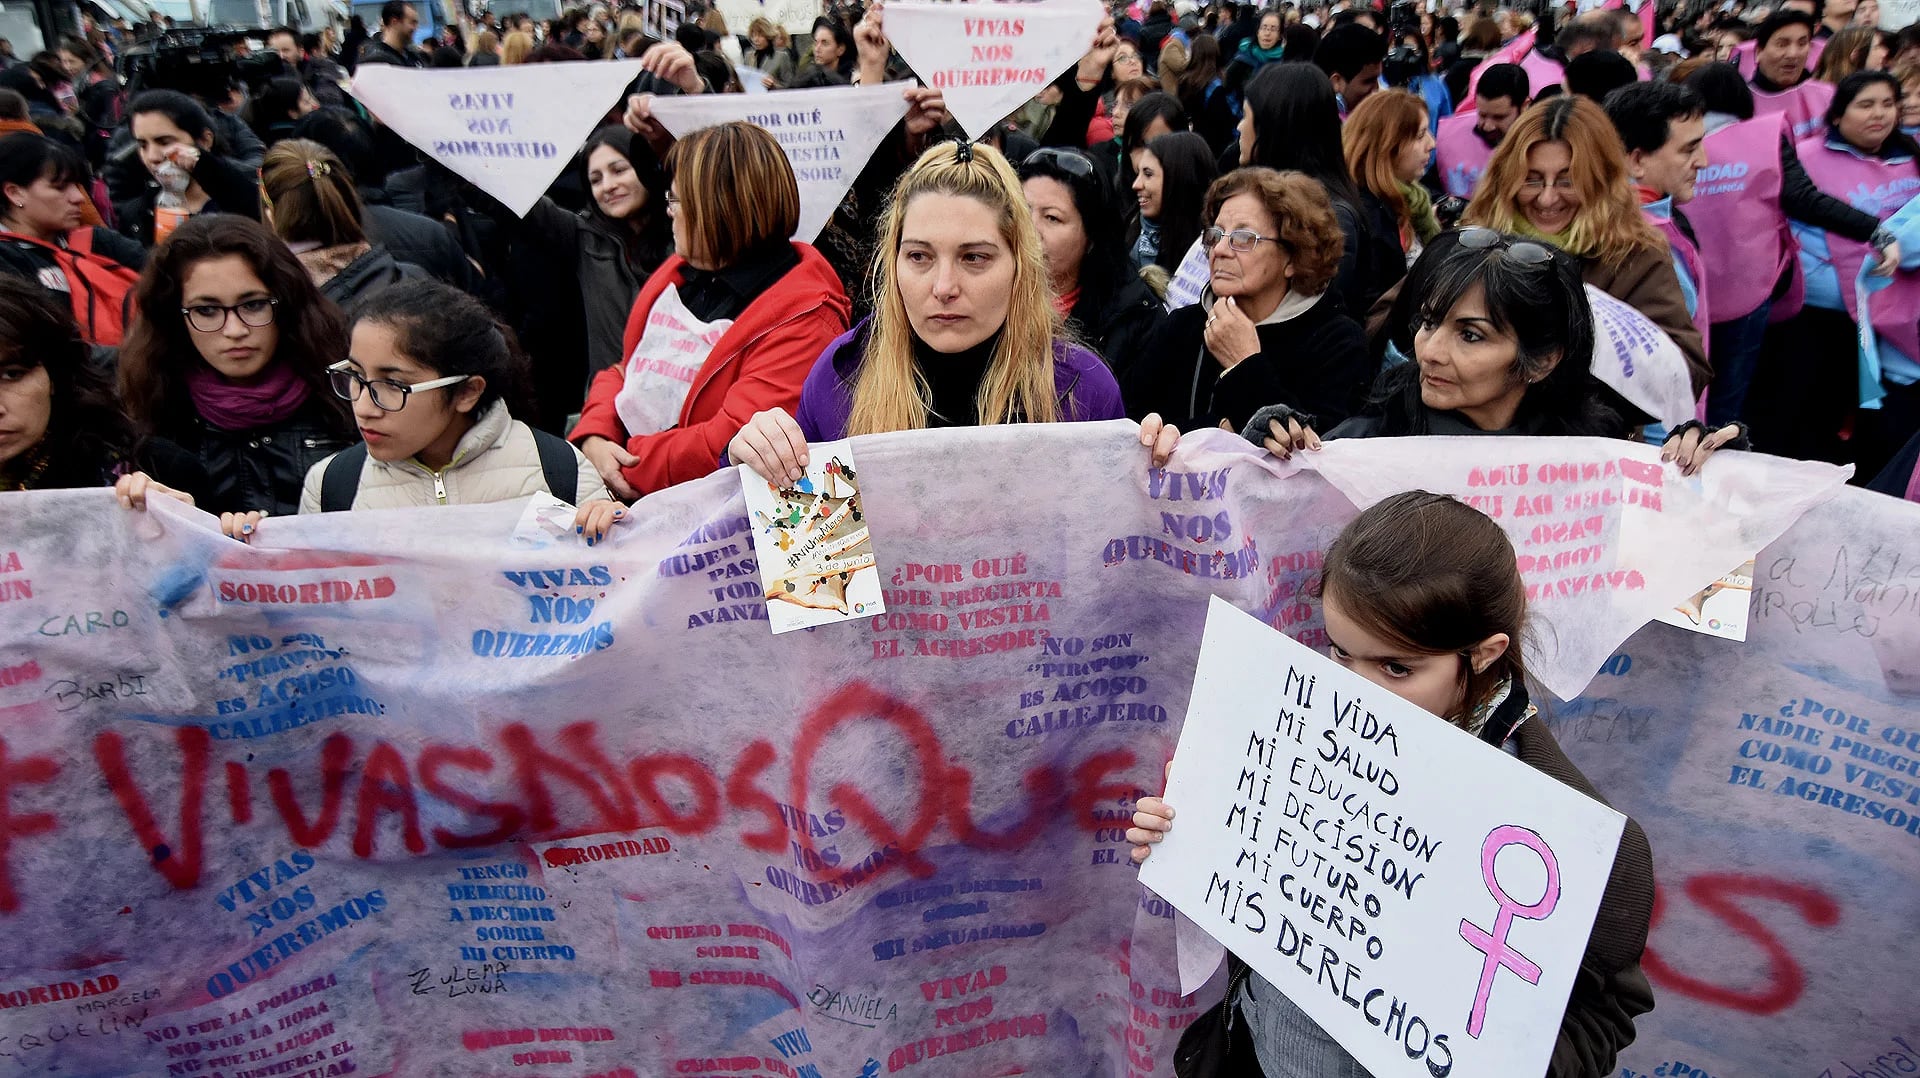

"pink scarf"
[184, 361, 313, 432]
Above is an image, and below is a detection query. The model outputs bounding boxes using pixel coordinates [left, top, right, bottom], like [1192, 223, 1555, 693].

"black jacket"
[1334, 193, 1406, 319]
[137, 400, 352, 516]
[113, 152, 262, 248]
[355, 38, 428, 67]
[1072, 273, 1163, 386]
[1778, 133, 1881, 242]
[1125, 290, 1372, 432]
[0, 226, 147, 282]
[364, 203, 475, 291]
[318, 245, 425, 312]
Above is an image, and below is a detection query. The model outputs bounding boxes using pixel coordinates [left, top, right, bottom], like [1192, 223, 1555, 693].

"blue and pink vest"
[1793, 134, 1920, 372]
[1435, 112, 1493, 199]
[1686, 113, 1797, 323]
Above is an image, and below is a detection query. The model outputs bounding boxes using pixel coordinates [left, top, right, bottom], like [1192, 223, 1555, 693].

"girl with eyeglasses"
[1126, 167, 1371, 436]
[115, 215, 354, 528]
[1128, 491, 1656, 1078]
[295, 278, 615, 529]
[725, 141, 1134, 487]
[1245, 229, 1744, 477]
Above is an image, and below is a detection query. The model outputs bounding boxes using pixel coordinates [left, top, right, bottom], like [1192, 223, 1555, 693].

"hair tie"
[305, 159, 331, 180]
[952, 138, 973, 165]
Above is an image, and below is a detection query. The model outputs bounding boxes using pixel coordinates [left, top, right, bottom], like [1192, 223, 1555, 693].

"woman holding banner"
[1245, 230, 1745, 476]
[0, 276, 135, 491]
[571, 122, 850, 501]
[1127, 490, 1657, 1078]
[725, 140, 1129, 486]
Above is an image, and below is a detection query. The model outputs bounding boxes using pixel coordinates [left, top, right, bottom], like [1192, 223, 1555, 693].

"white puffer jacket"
[299, 400, 610, 512]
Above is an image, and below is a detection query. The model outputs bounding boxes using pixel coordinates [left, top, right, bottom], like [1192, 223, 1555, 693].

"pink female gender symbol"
[1458, 824, 1561, 1038]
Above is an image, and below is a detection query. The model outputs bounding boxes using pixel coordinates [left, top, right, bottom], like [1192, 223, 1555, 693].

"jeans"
[1706, 301, 1772, 427]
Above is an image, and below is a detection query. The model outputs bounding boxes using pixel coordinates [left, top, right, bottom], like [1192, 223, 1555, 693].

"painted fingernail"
[576, 525, 584, 534]
[613, 509, 625, 517]
[586, 537, 595, 546]
[241, 524, 253, 534]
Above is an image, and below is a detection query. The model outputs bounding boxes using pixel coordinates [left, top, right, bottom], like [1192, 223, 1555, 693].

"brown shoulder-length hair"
[1318, 490, 1529, 727]
[1203, 167, 1345, 296]
[1343, 89, 1429, 236]
[665, 121, 800, 269]
[119, 214, 352, 438]
[261, 138, 366, 248]
[1464, 94, 1662, 266]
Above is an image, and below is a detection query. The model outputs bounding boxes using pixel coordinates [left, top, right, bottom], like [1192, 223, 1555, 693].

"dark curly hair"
[118, 214, 353, 440]
[0, 276, 134, 488]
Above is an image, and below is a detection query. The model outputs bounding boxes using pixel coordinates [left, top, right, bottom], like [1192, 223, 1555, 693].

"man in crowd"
[1434, 63, 1528, 198]
[1750, 9, 1832, 140]
[358, 1, 428, 68]
[1316, 23, 1387, 115]
[1606, 81, 1712, 345]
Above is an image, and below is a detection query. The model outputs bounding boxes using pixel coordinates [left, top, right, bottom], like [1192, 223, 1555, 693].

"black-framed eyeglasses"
[328, 360, 470, 412]
[1203, 226, 1283, 253]
[182, 298, 277, 333]
[1457, 226, 1556, 266]
[1025, 147, 1096, 179]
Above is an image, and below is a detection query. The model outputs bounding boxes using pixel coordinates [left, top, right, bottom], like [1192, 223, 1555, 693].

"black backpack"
[318, 429, 579, 512]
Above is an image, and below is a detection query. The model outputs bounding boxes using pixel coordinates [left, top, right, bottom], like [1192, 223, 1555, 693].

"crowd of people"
[0, 0, 1916, 1069]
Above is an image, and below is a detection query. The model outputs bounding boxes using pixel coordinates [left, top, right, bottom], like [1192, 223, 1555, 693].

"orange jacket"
[571, 242, 850, 497]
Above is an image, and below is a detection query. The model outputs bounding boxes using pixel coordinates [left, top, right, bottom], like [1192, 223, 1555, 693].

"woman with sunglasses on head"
[1018, 146, 1163, 381]
[116, 214, 355, 529]
[298, 279, 617, 535]
[726, 141, 1138, 487]
[1370, 95, 1712, 400]
[1246, 229, 1744, 477]
[570, 122, 851, 502]
[1130, 490, 1657, 1078]
[1126, 168, 1371, 435]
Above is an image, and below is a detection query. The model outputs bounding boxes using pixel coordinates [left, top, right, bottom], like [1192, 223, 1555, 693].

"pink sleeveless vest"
[1752, 77, 1834, 141]
[1796, 136, 1920, 365]
[1435, 112, 1493, 199]
[1735, 36, 1828, 77]
[1686, 114, 1794, 321]
[1647, 209, 1711, 345]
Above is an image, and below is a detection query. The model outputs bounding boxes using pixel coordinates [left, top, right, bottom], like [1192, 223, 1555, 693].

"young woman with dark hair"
[1118, 90, 1189, 203]
[0, 132, 144, 326]
[248, 76, 320, 146]
[1130, 490, 1657, 1078]
[299, 278, 614, 526]
[1176, 33, 1236, 153]
[259, 138, 422, 311]
[117, 214, 354, 520]
[1017, 146, 1162, 378]
[1129, 131, 1216, 275]
[0, 275, 134, 490]
[118, 89, 261, 247]
[1238, 62, 1402, 312]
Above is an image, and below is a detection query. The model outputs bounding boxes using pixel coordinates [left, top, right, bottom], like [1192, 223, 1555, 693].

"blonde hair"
[1464, 95, 1662, 265]
[501, 30, 534, 64]
[1158, 40, 1188, 95]
[848, 141, 1061, 436]
[748, 15, 775, 39]
[701, 9, 728, 34]
[1815, 25, 1878, 82]
[1343, 89, 1429, 236]
[665, 122, 799, 267]
[472, 29, 499, 54]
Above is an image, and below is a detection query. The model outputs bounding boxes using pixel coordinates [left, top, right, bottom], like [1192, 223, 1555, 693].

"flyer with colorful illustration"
[1656, 558, 1756, 641]
[740, 439, 885, 634]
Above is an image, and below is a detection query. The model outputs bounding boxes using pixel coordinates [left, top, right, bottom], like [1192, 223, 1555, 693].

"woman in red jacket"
[571, 121, 851, 499]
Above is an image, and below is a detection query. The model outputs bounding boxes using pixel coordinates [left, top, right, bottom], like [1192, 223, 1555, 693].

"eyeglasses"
[327, 360, 470, 412]
[665, 191, 680, 211]
[1457, 226, 1556, 265]
[182, 298, 277, 333]
[1520, 176, 1577, 193]
[1203, 226, 1283, 253]
[1025, 147, 1096, 179]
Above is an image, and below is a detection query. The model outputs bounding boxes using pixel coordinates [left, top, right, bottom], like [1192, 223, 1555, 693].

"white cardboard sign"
[648, 81, 912, 242]
[350, 61, 647, 217]
[881, 0, 1102, 139]
[1140, 597, 1627, 1078]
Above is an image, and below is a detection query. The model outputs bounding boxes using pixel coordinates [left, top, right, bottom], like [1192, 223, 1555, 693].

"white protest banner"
[1583, 283, 1697, 429]
[1165, 237, 1209, 310]
[351, 61, 646, 217]
[881, 0, 1102, 139]
[1141, 597, 1628, 1077]
[648, 81, 912, 242]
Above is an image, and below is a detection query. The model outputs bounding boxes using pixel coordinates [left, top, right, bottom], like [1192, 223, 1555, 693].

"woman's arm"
[1779, 134, 1881, 243]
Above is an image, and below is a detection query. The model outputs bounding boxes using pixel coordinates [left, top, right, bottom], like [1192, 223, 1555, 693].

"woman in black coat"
[1127, 167, 1372, 433]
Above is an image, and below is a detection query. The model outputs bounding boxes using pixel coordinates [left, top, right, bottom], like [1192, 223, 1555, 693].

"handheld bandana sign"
[351, 61, 647, 217]
[1140, 597, 1627, 1078]
[1582, 284, 1696, 429]
[881, 0, 1103, 139]
[648, 81, 913, 242]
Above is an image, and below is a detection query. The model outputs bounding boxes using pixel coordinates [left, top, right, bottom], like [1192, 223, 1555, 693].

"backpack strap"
[319, 444, 370, 512]
[530, 427, 580, 502]
[66, 228, 92, 255]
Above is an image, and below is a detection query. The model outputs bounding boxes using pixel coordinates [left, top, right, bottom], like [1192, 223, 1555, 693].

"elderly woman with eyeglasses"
[1124, 166, 1373, 435]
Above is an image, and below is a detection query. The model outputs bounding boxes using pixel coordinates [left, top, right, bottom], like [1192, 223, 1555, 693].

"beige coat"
[299, 400, 609, 512]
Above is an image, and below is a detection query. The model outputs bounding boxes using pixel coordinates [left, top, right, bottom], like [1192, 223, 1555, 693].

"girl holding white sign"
[1128, 491, 1657, 1078]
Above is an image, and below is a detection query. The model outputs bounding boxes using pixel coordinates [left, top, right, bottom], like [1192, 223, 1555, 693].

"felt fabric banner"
[880, 0, 1103, 139]
[0, 426, 1905, 1078]
[350, 62, 648, 217]
[647, 81, 913, 242]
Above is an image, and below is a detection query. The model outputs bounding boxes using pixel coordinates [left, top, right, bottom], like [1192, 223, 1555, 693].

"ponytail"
[259, 138, 367, 247]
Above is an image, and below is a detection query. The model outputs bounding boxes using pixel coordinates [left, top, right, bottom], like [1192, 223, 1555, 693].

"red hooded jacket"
[571, 242, 850, 496]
